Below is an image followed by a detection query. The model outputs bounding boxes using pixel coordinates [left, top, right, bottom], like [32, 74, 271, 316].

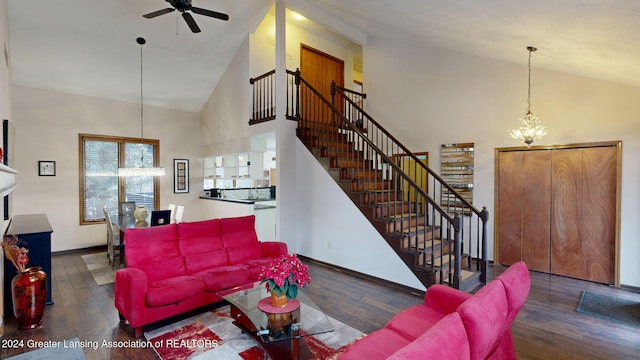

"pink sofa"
[338, 261, 530, 360]
[114, 215, 287, 337]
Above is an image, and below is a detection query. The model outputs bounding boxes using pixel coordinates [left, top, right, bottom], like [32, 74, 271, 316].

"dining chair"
[168, 203, 176, 223]
[103, 207, 123, 269]
[175, 205, 185, 223]
[150, 210, 172, 226]
[119, 201, 136, 217]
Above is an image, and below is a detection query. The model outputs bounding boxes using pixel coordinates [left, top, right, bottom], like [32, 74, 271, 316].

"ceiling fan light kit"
[143, 0, 229, 33]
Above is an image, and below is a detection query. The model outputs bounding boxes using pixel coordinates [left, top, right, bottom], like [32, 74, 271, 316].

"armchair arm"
[424, 284, 472, 315]
[261, 241, 288, 258]
[114, 267, 149, 329]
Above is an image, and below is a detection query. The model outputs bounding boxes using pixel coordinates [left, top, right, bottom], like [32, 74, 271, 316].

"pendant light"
[118, 37, 165, 177]
[509, 46, 547, 147]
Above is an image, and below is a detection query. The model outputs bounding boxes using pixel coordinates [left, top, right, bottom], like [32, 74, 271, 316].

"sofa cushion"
[221, 215, 259, 247]
[495, 261, 530, 325]
[226, 242, 263, 264]
[196, 266, 250, 292]
[387, 312, 471, 360]
[424, 284, 472, 314]
[457, 280, 509, 360]
[338, 328, 411, 360]
[184, 249, 229, 275]
[177, 219, 224, 255]
[125, 224, 181, 267]
[384, 304, 446, 341]
[135, 256, 186, 283]
[237, 257, 278, 280]
[146, 275, 204, 307]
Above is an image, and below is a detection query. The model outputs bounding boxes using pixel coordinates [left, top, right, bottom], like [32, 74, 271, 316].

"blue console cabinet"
[3, 214, 53, 315]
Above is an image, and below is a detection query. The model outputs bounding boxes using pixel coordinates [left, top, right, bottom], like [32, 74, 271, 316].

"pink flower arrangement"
[1, 235, 29, 273]
[259, 254, 311, 299]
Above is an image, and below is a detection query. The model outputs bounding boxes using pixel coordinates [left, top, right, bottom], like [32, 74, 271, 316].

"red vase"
[11, 266, 47, 330]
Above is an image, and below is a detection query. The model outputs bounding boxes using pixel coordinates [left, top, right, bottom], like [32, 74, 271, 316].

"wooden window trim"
[78, 133, 161, 225]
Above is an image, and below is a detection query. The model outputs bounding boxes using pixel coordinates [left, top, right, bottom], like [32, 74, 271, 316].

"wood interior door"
[496, 144, 618, 284]
[551, 146, 617, 283]
[581, 146, 617, 284]
[551, 149, 584, 279]
[496, 151, 524, 266]
[496, 150, 551, 271]
[300, 45, 344, 124]
[522, 150, 552, 272]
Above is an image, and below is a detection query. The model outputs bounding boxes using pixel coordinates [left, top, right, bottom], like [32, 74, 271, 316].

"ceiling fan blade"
[182, 12, 201, 33]
[191, 7, 229, 21]
[143, 8, 175, 19]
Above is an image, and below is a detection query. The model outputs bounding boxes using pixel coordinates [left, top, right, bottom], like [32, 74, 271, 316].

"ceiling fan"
[143, 0, 229, 33]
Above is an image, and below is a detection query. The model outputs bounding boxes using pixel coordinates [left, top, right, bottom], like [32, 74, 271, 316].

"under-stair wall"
[294, 139, 427, 291]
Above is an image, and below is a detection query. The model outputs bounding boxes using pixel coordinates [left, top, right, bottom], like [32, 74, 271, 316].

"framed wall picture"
[39, 161, 56, 176]
[174, 159, 189, 193]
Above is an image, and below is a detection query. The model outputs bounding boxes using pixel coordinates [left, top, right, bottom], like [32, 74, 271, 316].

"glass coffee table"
[218, 282, 335, 359]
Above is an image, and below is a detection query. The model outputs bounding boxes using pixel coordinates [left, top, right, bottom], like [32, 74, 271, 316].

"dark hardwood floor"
[1, 249, 639, 359]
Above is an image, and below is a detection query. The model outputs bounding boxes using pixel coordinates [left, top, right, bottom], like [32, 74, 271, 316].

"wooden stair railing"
[249, 69, 489, 291]
[249, 70, 300, 124]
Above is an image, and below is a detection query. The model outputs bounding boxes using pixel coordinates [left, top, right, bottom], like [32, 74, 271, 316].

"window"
[79, 134, 160, 225]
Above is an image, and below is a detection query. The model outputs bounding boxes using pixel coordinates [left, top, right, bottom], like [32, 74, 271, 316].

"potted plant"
[1, 235, 47, 329]
[259, 253, 311, 307]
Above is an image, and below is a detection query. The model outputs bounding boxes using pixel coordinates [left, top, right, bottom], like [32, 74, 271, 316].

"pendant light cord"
[137, 37, 146, 164]
[526, 46, 536, 115]
[140, 41, 144, 145]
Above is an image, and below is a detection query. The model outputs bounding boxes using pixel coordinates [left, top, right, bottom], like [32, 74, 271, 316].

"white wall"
[363, 37, 640, 287]
[11, 86, 202, 252]
[0, 0, 10, 333]
[0, 0, 13, 233]
[201, 35, 278, 157]
[295, 141, 425, 289]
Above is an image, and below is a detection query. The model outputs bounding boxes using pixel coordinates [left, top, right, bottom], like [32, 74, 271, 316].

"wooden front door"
[300, 45, 344, 124]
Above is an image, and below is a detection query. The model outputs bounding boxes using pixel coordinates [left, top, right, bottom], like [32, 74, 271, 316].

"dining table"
[115, 214, 151, 267]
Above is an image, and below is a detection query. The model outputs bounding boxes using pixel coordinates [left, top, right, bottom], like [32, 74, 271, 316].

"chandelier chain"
[527, 48, 532, 114]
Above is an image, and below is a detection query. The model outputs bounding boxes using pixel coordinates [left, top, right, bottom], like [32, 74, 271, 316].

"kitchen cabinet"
[495, 142, 620, 285]
[206, 152, 264, 189]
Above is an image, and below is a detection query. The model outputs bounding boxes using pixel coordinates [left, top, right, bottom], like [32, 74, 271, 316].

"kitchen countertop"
[199, 196, 276, 206]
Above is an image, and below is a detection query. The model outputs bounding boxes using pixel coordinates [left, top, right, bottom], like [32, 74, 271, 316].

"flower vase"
[270, 291, 288, 307]
[133, 205, 149, 221]
[12, 266, 47, 330]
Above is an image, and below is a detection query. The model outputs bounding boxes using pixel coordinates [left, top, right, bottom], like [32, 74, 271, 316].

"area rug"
[81, 252, 117, 285]
[5, 338, 86, 360]
[576, 291, 640, 328]
[144, 305, 365, 360]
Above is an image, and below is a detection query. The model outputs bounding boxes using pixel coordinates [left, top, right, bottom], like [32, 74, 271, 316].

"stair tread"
[401, 225, 438, 234]
[407, 239, 442, 250]
[430, 255, 455, 267]
[387, 213, 423, 219]
[442, 270, 476, 283]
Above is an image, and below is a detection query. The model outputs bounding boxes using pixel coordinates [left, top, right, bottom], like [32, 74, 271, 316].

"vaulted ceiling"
[7, 0, 640, 113]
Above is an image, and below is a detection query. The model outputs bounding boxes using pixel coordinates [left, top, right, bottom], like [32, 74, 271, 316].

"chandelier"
[118, 37, 165, 177]
[509, 46, 547, 147]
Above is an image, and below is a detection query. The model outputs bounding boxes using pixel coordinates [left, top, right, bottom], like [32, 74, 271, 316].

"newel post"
[480, 206, 489, 283]
[453, 212, 462, 289]
[294, 68, 301, 120]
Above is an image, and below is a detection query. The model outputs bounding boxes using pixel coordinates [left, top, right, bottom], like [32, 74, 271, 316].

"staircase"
[250, 69, 489, 292]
